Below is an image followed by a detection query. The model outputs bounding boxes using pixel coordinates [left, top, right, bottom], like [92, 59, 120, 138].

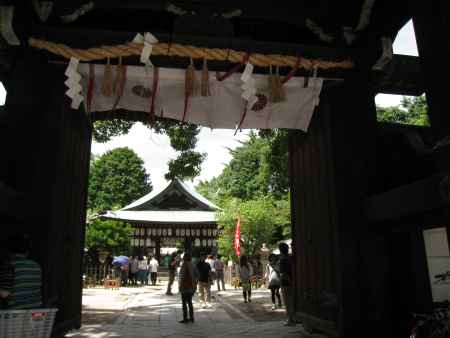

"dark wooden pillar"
[289, 67, 387, 337]
[412, 0, 450, 263]
[2, 50, 92, 335]
[412, 0, 450, 141]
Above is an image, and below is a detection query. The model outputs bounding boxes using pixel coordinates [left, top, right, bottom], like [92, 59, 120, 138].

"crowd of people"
[170, 244, 295, 326]
[112, 255, 160, 286]
[0, 236, 296, 327]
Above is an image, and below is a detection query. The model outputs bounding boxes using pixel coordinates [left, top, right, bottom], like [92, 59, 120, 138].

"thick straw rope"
[29, 37, 354, 70]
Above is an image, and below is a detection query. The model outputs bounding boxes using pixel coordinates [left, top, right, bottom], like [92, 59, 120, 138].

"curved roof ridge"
[175, 179, 221, 211]
[120, 179, 221, 211]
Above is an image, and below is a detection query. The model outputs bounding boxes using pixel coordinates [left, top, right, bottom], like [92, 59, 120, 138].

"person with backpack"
[166, 252, 178, 295]
[279, 242, 295, 326]
[213, 255, 226, 291]
[196, 253, 212, 307]
[265, 254, 282, 310]
[178, 252, 198, 323]
[236, 255, 253, 303]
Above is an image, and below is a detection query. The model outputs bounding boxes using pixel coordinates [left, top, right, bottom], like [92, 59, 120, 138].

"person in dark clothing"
[166, 252, 178, 295]
[279, 242, 295, 326]
[178, 253, 198, 323]
[1, 234, 42, 309]
[196, 254, 212, 307]
[265, 254, 282, 310]
[237, 255, 253, 303]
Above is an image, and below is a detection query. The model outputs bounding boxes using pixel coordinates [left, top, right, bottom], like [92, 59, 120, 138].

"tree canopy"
[92, 119, 206, 181]
[88, 147, 152, 212]
[377, 95, 429, 126]
[197, 131, 288, 202]
[85, 219, 133, 255]
[196, 131, 292, 256]
[216, 196, 290, 258]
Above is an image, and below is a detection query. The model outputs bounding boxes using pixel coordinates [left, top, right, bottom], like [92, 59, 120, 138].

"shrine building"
[101, 179, 220, 258]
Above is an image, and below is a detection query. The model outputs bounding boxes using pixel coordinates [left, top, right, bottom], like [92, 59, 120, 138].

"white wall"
[423, 228, 450, 301]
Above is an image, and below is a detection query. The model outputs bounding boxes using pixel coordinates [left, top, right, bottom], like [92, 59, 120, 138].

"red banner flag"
[234, 217, 241, 257]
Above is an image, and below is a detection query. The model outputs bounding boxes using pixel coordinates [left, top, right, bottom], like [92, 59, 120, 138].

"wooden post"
[412, 0, 450, 263]
[3, 50, 92, 333]
[412, 0, 450, 141]
[289, 66, 386, 337]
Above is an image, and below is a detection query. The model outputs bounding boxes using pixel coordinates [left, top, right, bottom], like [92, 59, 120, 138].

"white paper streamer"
[372, 37, 393, 71]
[305, 19, 335, 43]
[32, 1, 53, 22]
[64, 57, 84, 109]
[61, 2, 94, 23]
[0, 6, 20, 46]
[134, 32, 159, 67]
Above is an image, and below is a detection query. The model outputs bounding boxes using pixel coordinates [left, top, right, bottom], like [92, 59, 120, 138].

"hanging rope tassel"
[101, 57, 112, 97]
[274, 66, 285, 102]
[282, 57, 301, 84]
[87, 63, 95, 114]
[201, 58, 211, 97]
[182, 58, 196, 123]
[235, 101, 248, 136]
[268, 65, 275, 102]
[113, 56, 122, 94]
[112, 59, 127, 112]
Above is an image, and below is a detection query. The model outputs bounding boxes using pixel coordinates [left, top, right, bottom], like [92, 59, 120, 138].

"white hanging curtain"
[79, 64, 323, 131]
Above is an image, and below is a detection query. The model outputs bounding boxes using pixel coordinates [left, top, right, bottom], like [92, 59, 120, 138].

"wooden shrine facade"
[0, 1, 449, 337]
[101, 179, 220, 258]
[130, 224, 218, 251]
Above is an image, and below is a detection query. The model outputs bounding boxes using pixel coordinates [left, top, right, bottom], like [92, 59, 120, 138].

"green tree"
[88, 147, 152, 211]
[85, 219, 132, 255]
[217, 196, 289, 258]
[258, 129, 290, 198]
[377, 95, 429, 126]
[197, 131, 292, 245]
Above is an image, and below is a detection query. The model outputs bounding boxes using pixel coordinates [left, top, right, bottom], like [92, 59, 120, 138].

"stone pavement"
[65, 281, 323, 338]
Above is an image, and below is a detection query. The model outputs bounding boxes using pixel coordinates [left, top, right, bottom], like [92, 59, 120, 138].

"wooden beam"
[365, 172, 450, 223]
[371, 54, 424, 96]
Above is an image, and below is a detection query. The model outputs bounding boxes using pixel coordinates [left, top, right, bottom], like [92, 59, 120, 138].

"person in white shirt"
[137, 256, 148, 285]
[148, 256, 159, 286]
